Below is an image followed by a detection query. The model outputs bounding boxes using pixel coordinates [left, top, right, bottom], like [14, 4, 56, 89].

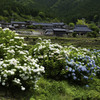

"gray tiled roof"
[73, 25, 92, 32]
[32, 23, 53, 26]
[52, 22, 65, 26]
[32, 22, 65, 26]
[53, 28, 69, 32]
[11, 21, 26, 24]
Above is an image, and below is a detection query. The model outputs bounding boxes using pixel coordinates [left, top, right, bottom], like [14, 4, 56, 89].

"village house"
[32, 22, 66, 29]
[11, 21, 26, 28]
[0, 20, 7, 28]
[0, 20, 14, 29]
[73, 25, 92, 35]
[32, 23, 53, 29]
[45, 29, 53, 35]
[52, 22, 65, 28]
[53, 28, 68, 36]
[44, 28, 69, 36]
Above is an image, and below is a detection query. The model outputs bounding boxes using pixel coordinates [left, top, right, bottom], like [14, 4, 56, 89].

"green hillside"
[0, 0, 100, 23]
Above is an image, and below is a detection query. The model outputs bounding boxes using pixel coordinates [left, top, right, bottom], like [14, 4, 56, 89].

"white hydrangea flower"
[15, 45, 22, 49]
[9, 58, 19, 66]
[23, 43, 27, 46]
[3, 28, 9, 31]
[18, 51, 26, 55]
[3, 74, 7, 78]
[2, 82, 5, 86]
[3, 64, 7, 68]
[10, 39, 14, 41]
[0, 61, 3, 66]
[14, 37, 20, 39]
[0, 44, 3, 47]
[23, 76, 29, 80]
[13, 78, 21, 85]
[8, 49, 15, 54]
[21, 86, 26, 91]
[20, 37, 24, 40]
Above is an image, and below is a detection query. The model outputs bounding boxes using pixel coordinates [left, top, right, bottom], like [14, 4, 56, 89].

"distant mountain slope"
[49, 0, 100, 22]
[0, 0, 100, 23]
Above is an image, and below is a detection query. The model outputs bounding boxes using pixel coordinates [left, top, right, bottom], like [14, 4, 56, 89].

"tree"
[38, 12, 45, 19]
[93, 15, 99, 23]
[89, 23, 99, 33]
[87, 31, 99, 38]
[69, 22, 75, 27]
[76, 19, 88, 25]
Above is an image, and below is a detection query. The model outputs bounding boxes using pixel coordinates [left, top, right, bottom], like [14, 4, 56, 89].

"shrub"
[27, 25, 36, 29]
[87, 31, 99, 38]
[30, 38, 100, 84]
[72, 32, 77, 37]
[0, 28, 45, 91]
[91, 49, 100, 78]
[30, 38, 66, 79]
[63, 46, 100, 84]
[69, 22, 75, 28]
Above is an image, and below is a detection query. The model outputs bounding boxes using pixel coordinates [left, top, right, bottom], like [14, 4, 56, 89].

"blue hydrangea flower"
[85, 85, 89, 87]
[72, 69, 75, 72]
[83, 76, 88, 79]
[72, 73, 76, 76]
[73, 76, 77, 80]
[69, 67, 72, 71]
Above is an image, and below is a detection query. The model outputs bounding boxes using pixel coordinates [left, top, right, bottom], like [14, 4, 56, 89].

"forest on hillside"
[0, 0, 100, 24]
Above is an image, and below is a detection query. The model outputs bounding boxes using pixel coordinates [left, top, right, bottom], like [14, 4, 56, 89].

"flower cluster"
[30, 38, 66, 78]
[0, 28, 44, 91]
[30, 38, 100, 82]
[30, 38, 64, 59]
[91, 49, 100, 78]
[63, 46, 100, 84]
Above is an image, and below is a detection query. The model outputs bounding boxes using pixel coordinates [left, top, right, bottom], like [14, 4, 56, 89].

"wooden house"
[11, 21, 26, 28]
[73, 25, 92, 35]
[52, 22, 65, 28]
[32, 22, 65, 29]
[0, 20, 6, 28]
[45, 29, 53, 35]
[32, 23, 53, 29]
[53, 28, 68, 36]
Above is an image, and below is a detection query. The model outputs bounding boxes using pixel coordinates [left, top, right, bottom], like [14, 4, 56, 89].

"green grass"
[16, 29, 38, 32]
[0, 77, 100, 100]
[30, 77, 100, 100]
[23, 36, 100, 49]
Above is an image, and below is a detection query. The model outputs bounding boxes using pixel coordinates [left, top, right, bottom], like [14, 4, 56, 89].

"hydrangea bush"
[0, 28, 44, 91]
[63, 46, 100, 84]
[30, 38, 100, 85]
[91, 49, 100, 78]
[30, 38, 66, 79]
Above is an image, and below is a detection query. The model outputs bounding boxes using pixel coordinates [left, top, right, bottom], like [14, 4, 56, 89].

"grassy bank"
[0, 77, 100, 100]
[23, 36, 100, 49]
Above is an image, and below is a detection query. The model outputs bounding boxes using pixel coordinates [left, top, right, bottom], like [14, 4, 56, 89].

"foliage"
[72, 32, 77, 37]
[38, 12, 45, 19]
[30, 38, 66, 79]
[30, 77, 100, 100]
[0, 0, 100, 23]
[76, 19, 88, 25]
[0, 28, 45, 91]
[27, 25, 37, 29]
[69, 22, 75, 28]
[91, 49, 100, 78]
[87, 31, 99, 38]
[89, 23, 100, 33]
[63, 46, 100, 84]
[30, 38, 100, 85]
